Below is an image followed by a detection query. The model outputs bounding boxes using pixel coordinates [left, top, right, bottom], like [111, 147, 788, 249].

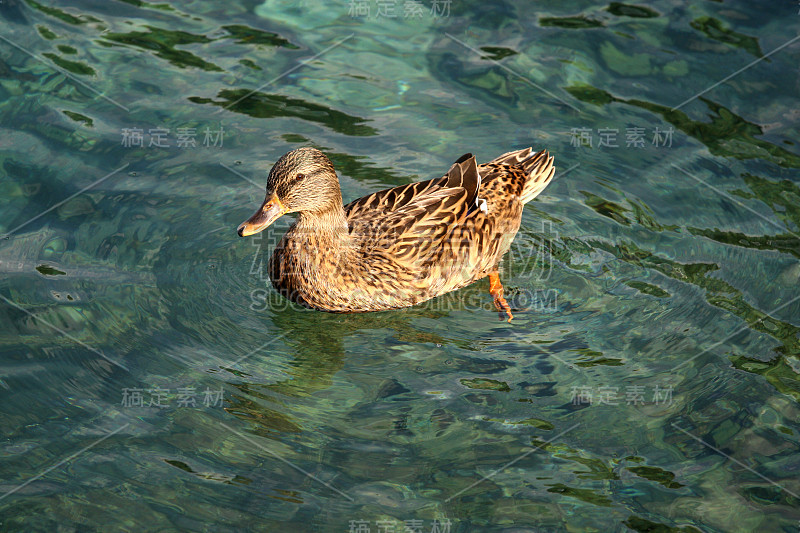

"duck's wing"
[345, 177, 441, 221]
[345, 154, 484, 270]
[344, 154, 480, 219]
[370, 185, 471, 269]
[442, 153, 481, 209]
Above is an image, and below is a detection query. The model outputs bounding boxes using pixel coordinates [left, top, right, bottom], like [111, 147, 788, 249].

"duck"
[237, 146, 555, 321]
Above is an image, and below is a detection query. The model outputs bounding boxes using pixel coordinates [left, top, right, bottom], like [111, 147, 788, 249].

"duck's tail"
[488, 148, 556, 205]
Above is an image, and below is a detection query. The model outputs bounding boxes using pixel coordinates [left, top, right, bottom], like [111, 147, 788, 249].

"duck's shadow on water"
[222, 283, 519, 432]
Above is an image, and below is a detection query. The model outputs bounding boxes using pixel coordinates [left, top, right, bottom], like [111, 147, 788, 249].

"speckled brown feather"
[266, 148, 556, 312]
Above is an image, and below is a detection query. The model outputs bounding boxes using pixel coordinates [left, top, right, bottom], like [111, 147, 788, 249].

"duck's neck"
[294, 201, 351, 244]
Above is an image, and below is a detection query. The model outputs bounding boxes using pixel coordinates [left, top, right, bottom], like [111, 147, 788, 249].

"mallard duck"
[237, 147, 555, 321]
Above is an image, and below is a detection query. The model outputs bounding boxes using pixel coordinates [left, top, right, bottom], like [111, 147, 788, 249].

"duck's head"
[237, 147, 342, 237]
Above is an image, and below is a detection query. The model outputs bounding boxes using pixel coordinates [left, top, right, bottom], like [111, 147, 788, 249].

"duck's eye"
[295, 173, 305, 181]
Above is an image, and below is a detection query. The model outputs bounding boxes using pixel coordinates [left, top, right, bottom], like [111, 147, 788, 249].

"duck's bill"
[237, 193, 287, 237]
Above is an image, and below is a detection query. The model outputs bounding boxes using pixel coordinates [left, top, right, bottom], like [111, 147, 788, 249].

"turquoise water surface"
[1, 0, 799, 531]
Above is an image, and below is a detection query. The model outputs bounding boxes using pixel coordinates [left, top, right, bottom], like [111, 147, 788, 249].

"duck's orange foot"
[488, 272, 514, 323]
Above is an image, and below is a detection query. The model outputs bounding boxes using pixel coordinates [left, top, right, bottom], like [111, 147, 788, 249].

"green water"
[1, 0, 799, 531]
